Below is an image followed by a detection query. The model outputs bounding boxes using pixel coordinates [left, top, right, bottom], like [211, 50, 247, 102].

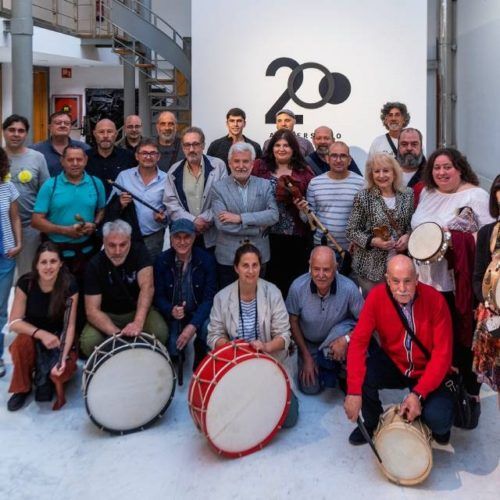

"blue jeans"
[297, 341, 342, 395]
[0, 255, 16, 357]
[167, 318, 209, 358]
[362, 343, 454, 435]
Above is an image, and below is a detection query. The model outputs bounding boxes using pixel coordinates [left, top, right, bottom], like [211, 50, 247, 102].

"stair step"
[148, 92, 176, 97]
[146, 78, 175, 84]
[135, 63, 156, 69]
[112, 48, 134, 55]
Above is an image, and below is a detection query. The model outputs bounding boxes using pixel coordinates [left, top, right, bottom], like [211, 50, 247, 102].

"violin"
[276, 174, 303, 204]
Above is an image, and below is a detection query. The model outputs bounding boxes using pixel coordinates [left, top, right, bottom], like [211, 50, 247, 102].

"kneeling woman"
[207, 243, 298, 427]
[7, 242, 78, 411]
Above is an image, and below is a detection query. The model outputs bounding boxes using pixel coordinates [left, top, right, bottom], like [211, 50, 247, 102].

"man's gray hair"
[228, 142, 256, 162]
[102, 219, 132, 238]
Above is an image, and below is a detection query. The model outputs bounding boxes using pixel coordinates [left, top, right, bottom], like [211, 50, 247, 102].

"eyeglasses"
[329, 153, 349, 161]
[52, 120, 71, 126]
[182, 142, 202, 149]
[126, 125, 142, 129]
[138, 151, 159, 158]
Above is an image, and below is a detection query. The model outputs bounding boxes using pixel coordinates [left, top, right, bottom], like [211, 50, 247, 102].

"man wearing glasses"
[86, 118, 137, 197]
[108, 139, 168, 259]
[305, 142, 364, 250]
[30, 111, 90, 177]
[164, 127, 226, 251]
[123, 115, 143, 153]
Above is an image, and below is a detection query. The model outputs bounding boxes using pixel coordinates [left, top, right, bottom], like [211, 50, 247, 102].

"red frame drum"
[188, 340, 291, 458]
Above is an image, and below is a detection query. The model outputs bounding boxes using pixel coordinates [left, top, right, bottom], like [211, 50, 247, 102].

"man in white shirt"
[368, 102, 410, 158]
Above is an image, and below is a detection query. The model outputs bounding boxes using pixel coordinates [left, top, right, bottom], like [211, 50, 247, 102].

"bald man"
[86, 118, 137, 196]
[286, 246, 363, 395]
[306, 126, 361, 176]
[156, 111, 185, 172]
[344, 255, 454, 446]
[123, 114, 143, 152]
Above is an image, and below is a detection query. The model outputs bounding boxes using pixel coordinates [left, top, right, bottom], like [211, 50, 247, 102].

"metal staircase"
[100, 0, 191, 128]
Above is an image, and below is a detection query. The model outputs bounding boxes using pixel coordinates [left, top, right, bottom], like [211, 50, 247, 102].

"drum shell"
[373, 405, 433, 486]
[82, 333, 176, 435]
[188, 340, 291, 458]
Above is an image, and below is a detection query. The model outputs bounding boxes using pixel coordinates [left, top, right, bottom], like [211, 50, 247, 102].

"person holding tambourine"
[411, 148, 494, 426]
[471, 174, 500, 392]
[346, 153, 414, 297]
[7, 241, 78, 411]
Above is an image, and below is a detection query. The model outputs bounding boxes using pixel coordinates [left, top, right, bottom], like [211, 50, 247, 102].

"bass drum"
[82, 333, 176, 434]
[373, 405, 433, 486]
[188, 340, 291, 458]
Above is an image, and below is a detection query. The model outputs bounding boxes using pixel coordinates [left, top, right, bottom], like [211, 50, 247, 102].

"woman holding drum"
[252, 129, 314, 297]
[472, 174, 500, 392]
[7, 242, 78, 411]
[192, 243, 297, 457]
[346, 153, 414, 297]
[410, 148, 494, 423]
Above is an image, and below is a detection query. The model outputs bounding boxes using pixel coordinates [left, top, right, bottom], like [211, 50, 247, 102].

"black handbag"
[387, 286, 479, 429]
[445, 374, 480, 429]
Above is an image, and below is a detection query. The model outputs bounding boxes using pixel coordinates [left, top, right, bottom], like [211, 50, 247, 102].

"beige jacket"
[207, 279, 291, 364]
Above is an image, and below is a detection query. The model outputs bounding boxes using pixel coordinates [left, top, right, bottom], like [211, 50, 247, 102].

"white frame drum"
[82, 333, 176, 435]
[373, 405, 433, 486]
[408, 222, 450, 265]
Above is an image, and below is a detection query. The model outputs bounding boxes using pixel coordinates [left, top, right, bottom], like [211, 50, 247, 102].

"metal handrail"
[106, 0, 184, 50]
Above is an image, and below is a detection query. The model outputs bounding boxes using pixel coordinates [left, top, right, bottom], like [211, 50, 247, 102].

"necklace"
[238, 283, 258, 340]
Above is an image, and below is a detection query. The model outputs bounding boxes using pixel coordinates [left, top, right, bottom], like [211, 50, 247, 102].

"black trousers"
[362, 343, 454, 435]
[442, 291, 481, 396]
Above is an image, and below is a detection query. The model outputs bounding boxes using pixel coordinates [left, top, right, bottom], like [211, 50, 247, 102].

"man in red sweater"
[344, 255, 454, 445]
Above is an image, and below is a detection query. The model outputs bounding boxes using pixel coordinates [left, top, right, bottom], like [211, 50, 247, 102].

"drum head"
[376, 426, 432, 484]
[205, 357, 289, 456]
[408, 223, 443, 261]
[85, 344, 175, 434]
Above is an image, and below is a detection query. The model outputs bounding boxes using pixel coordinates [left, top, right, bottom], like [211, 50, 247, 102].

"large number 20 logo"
[265, 58, 351, 124]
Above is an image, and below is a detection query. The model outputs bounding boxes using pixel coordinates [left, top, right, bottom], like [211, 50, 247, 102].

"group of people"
[0, 101, 498, 450]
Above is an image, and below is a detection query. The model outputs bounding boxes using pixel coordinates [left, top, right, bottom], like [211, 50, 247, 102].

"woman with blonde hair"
[346, 153, 414, 296]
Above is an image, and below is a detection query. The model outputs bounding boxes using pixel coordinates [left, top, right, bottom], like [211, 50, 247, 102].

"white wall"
[152, 0, 191, 37]
[192, 0, 427, 169]
[456, 0, 500, 184]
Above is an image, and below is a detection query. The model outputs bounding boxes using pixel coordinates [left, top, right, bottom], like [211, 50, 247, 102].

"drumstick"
[357, 416, 383, 463]
[107, 179, 163, 214]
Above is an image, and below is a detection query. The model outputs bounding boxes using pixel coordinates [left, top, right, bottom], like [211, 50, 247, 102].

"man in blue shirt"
[32, 145, 106, 276]
[286, 246, 364, 394]
[108, 139, 167, 259]
[30, 111, 90, 176]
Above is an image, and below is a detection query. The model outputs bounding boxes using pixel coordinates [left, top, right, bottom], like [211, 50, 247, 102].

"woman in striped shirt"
[207, 243, 298, 427]
[0, 147, 22, 377]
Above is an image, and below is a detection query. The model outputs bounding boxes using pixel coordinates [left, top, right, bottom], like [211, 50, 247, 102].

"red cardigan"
[347, 282, 452, 399]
